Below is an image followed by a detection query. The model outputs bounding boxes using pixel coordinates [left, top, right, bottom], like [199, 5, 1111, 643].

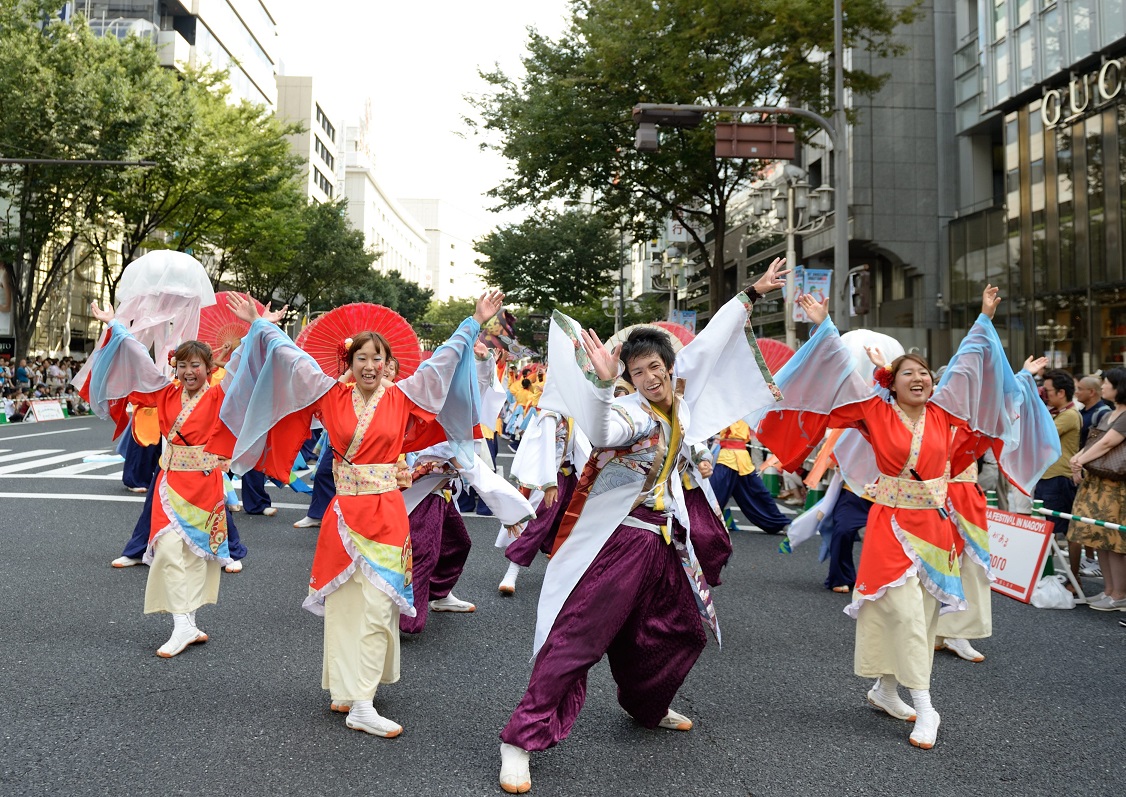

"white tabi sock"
[172, 613, 192, 634]
[908, 688, 941, 749]
[346, 699, 402, 737]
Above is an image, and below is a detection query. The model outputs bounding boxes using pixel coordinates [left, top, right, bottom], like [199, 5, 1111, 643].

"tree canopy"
[474, 209, 620, 311]
[467, 0, 916, 318]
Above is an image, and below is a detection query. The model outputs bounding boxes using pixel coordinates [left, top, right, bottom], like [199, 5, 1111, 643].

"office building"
[276, 76, 339, 203]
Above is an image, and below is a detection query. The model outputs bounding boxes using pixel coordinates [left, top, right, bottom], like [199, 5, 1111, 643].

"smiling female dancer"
[220, 291, 503, 739]
[83, 301, 284, 657]
[754, 285, 1056, 750]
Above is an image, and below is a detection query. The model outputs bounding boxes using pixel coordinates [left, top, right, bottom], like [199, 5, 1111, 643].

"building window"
[313, 167, 334, 198]
[994, 39, 1010, 102]
[314, 136, 335, 171]
[1069, 2, 1095, 61]
[1087, 114, 1105, 284]
[1104, 0, 1125, 41]
[316, 104, 336, 142]
[1041, 4, 1061, 76]
[1016, 24, 1034, 90]
[992, 0, 1007, 42]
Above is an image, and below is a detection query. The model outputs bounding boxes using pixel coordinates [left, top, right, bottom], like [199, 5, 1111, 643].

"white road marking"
[42, 459, 128, 475]
[0, 450, 108, 474]
[0, 426, 91, 441]
[0, 449, 63, 465]
[0, 493, 311, 510]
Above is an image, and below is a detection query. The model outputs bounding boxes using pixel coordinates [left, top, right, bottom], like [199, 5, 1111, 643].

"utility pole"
[833, 0, 850, 332]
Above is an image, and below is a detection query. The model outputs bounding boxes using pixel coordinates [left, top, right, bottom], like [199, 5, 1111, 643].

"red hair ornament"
[874, 365, 895, 390]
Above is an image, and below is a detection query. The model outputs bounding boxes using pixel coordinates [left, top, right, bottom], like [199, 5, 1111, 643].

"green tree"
[421, 297, 477, 345]
[0, 3, 172, 360]
[220, 199, 372, 318]
[326, 269, 434, 323]
[467, 0, 916, 318]
[87, 67, 307, 305]
[474, 208, 620, 311]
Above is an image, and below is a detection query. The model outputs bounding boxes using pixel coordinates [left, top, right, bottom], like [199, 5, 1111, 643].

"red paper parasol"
[297, 303, 421, 379]
[653, 321, 696, 347]
[197, 292, 265, 354]
[758, 338, 796, 373]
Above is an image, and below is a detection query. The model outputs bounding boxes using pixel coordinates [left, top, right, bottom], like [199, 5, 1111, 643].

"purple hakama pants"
[505, 469, 579, 567]
[683, 486, 734, 587]
[499, 506, 707, 752]
[400, 492, 472, 635]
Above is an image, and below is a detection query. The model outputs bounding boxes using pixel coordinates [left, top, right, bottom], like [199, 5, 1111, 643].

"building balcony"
[157, 29, 191, 70]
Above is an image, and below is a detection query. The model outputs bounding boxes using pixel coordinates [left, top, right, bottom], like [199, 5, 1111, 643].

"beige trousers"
[854, 575, 940, 691]
[144, 532, 220, 614]
[322, 570, 401, 702]
[936, 555, 992, 640]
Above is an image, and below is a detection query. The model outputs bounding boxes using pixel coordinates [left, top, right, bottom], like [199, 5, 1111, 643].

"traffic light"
[848, 266, 870, 317]
[632, 106, 704, 153]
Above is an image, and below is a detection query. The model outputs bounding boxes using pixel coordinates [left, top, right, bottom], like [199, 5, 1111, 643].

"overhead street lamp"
[650, 247, 691, 322]
[631, 0, 849, 332]
[746, 164, 833, 348]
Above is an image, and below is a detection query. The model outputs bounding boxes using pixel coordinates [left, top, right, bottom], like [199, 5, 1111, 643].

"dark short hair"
[1043, 370, 1075, 401]
[887, 353, 932, 398]
[619, 327, 676, 385]
[173, 340, 215, 372]
[345, 331, 393, 368]
[1104, 367, 1126, 406]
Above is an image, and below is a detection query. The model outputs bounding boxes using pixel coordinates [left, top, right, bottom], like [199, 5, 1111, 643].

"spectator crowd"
[0, 355, 90, 421]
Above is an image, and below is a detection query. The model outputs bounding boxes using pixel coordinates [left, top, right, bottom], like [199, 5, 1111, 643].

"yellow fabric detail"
[868, 474, 948, 509]
[332, 462, 399, 496]
[716, 420, 755, 475]
[951, 462, 978, 483]
[649, 403, 681, 544]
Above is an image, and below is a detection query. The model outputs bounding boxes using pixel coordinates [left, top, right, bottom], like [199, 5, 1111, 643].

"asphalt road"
[1, 417, 1123, 796]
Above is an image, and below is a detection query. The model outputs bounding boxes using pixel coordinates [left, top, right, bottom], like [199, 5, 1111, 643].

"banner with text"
[987, 508, 1054, 603]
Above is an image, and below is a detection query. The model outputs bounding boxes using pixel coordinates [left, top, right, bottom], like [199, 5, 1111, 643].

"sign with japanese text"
[986, 508, 1053, 603]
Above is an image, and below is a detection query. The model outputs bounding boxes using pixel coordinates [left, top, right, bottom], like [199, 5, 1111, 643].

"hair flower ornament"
[874, 364, 895, 390]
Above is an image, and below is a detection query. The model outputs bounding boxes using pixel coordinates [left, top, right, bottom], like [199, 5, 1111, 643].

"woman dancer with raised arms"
[221, 290, 503, 739]
[755, 285, 1055, 749]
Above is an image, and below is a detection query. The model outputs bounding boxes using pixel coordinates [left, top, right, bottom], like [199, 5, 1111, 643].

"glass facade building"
[949, 0, 1126, 372]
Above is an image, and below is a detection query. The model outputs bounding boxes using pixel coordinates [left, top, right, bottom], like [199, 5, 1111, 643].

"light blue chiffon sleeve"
[397, 316, 482, 466]
[219, 318, 335, 474]
[88, 320, 169, 419]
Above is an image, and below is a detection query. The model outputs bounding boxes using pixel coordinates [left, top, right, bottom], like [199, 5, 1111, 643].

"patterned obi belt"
[950, 462, 978, 483]
[333, 462, 399, 496]
[161, 443, 219, 472]
[867, 474, 947, 510]
[718, 439, 746, 450]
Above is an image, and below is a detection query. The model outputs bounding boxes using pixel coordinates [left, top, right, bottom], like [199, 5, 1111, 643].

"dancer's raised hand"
[752, 257, 791, 296]
[865, 346, 887, 368]
[261, 302, 288, 325]
[90, 301, 115, 324]
[579, 328, 620, 382]
[981, 284, 1001, 319]
[1023, 356, 1048, 375]
[227, 292, 261, 323]
[473, 289, 505, 324]
[799, 293, 829, 325]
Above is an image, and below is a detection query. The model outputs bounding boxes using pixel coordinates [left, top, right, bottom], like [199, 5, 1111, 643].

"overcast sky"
[269, 0, 571, 239]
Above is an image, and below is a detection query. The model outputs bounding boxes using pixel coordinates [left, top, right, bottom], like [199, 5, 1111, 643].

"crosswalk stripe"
[0, 448, 63, 465]
[0, 450, 108, 475]
[42, 457, 124, 475]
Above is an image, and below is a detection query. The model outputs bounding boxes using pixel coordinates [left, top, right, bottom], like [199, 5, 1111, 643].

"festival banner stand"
[986, 507, 1054, 603]
[28, 399, 66, 423]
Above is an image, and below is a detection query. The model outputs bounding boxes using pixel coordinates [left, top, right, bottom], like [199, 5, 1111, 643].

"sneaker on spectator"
[1080, 556, 1102, 577]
